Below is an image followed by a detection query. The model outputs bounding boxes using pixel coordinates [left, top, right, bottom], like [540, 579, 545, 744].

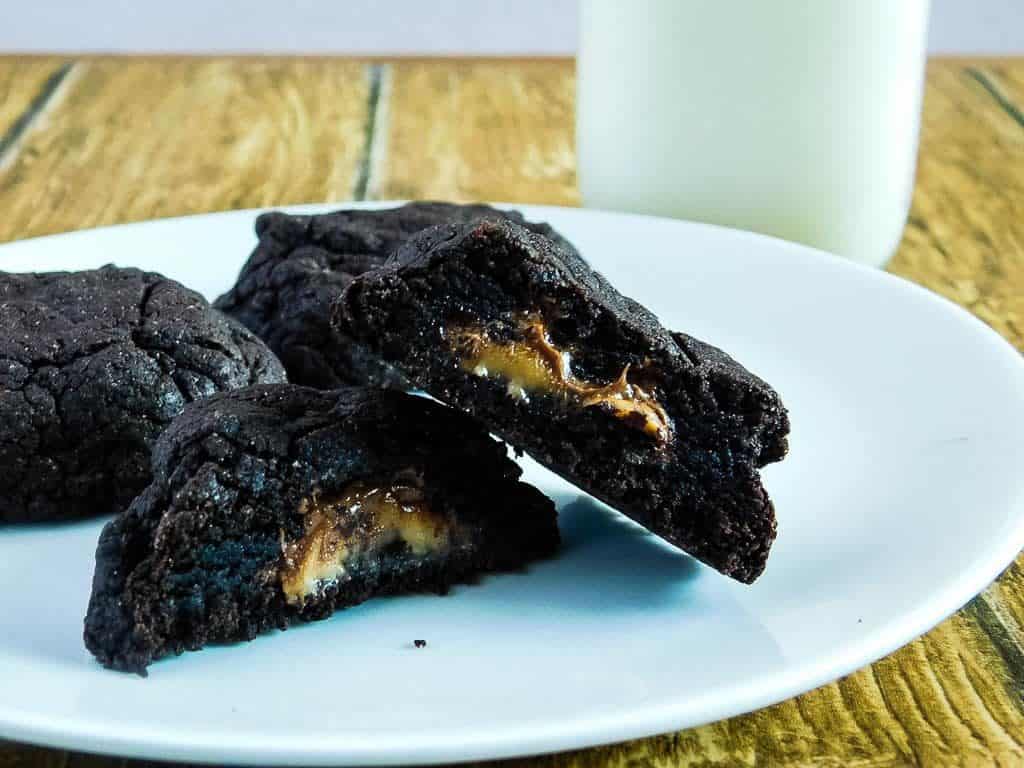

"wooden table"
[0, 55, 1022, 768]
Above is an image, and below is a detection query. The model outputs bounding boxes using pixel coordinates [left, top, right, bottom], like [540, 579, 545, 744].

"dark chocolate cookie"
[334, 218, 790, 583]
[84, 384, 559, 674]
[214, 202, 578, 389]
[0, 265, 286, 524]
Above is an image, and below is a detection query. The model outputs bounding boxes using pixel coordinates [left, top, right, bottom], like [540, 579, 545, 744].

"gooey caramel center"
[280, 480, 455, 604]
[450, 315, 671, 441]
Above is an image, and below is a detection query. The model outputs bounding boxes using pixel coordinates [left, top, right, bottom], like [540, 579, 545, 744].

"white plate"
[1, 204, 1023, 766]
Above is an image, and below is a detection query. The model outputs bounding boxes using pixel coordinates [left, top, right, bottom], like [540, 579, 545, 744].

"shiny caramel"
[280, 480, 454, 604]
[451, 316, 671, 441]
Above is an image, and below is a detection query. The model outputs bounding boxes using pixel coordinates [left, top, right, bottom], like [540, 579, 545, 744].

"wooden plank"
[889, 61, 1024, 352]
[371, 59, 577, 204]
[0, 57, 70, 137]
[0, 58, 75, 162]
[0, 57, 372, 244]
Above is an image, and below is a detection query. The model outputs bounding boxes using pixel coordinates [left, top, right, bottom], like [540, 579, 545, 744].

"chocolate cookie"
[214, 202, 577, 388]
[84, 384, 559, 674]
[0, 266, 286, 524]
[335, 219, 790, 583]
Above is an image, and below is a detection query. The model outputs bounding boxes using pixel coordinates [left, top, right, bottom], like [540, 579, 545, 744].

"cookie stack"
[1, 203, 789, 675]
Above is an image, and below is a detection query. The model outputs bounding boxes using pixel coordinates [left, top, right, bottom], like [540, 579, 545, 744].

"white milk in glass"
[577, 0, 930, 267]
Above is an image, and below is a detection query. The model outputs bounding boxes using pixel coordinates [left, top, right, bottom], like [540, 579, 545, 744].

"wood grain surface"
[0, 56, 1022, 768]
[372, 60, 577, 204]
[0, 58, 74, 163]
[0, 57, 370, 244]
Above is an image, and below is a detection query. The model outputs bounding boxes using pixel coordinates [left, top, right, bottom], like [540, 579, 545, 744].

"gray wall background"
[3, 0, 1022, 55]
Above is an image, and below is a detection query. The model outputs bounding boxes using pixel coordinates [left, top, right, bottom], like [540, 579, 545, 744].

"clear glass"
[577, 0, 931, 267]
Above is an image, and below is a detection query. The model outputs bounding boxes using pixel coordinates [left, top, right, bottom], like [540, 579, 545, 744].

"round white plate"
[1, 204, 1022, 766]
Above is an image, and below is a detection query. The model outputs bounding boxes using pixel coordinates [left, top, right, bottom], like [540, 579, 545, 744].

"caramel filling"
[451, 316, 671, 441]
[280, 480, 455, 604]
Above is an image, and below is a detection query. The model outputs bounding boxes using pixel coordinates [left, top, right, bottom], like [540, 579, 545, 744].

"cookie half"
[84, 384, 559, 674]
[334, 218, 789, 583]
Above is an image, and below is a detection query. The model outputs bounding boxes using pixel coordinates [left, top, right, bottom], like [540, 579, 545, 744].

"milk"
[577, 0, 931, 267]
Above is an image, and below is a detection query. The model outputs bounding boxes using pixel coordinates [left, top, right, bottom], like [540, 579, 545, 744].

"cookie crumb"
[414, 639, 427, 648]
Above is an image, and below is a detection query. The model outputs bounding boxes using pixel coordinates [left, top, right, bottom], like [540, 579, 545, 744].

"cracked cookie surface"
[214, 201, 578, 389]
[0, 265, 287, 523]
[84, 384, 559, 674]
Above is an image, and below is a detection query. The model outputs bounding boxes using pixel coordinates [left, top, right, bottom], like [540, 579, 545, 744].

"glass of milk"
[577, 0, 931, 267]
